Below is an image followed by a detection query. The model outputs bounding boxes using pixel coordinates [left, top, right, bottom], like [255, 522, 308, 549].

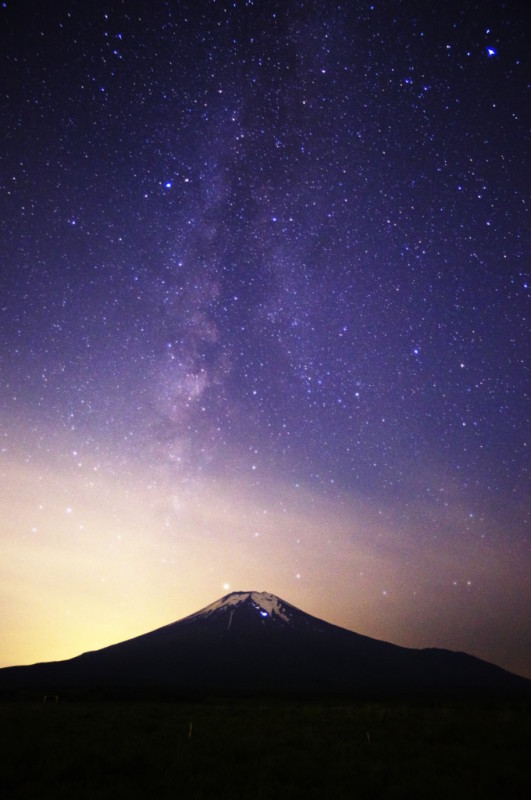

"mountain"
[0, 591, 529, 698]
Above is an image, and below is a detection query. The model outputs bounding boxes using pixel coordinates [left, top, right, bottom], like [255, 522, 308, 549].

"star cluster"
[0, 1, 529, 677]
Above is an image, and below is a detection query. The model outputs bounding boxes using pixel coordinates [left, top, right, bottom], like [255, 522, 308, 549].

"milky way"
[1, 1, 529, 677]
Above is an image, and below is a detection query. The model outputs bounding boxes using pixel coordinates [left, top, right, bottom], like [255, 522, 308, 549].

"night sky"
[1, 1, 529, 679]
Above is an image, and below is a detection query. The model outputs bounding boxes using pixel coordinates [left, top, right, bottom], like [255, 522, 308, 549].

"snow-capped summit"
[186, 590, 292, 625]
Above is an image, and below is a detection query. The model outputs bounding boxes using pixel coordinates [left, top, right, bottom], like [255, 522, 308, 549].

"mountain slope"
[1, 591, 528, 697]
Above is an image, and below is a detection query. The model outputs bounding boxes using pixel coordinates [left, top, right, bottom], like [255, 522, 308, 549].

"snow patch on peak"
[248, 591, 291, 623]
[188, 591, 292, 624]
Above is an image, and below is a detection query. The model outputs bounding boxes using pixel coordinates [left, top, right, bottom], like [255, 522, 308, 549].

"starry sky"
[1, 0, 529, 679]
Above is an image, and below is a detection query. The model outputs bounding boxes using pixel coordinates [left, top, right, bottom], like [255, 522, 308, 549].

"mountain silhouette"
[1, 591, 528, 698]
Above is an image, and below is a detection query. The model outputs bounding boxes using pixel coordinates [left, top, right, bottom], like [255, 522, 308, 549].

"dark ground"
[1, 697, 529, 799]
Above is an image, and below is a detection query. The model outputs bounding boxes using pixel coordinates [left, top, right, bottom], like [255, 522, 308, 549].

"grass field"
[1, 698, 529, 798]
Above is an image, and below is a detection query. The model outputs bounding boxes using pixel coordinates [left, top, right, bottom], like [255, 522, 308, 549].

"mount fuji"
[0, 591, 528, 697]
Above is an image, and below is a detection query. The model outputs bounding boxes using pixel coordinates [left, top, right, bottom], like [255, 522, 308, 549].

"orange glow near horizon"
[2, 436, 529, 680]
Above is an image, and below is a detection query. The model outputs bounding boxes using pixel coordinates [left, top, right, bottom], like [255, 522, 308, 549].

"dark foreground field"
[1, 698, 529, 799]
